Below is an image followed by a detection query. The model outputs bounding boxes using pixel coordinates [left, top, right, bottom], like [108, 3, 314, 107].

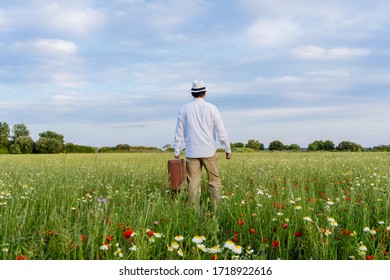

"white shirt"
[173, 98, 231, 158]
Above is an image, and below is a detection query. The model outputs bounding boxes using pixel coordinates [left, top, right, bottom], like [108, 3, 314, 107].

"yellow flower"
[175, 235, 184, 241]
[192, 235, 205, 244]
[177, 248, 183, 257]
[171, 242, 180, 250]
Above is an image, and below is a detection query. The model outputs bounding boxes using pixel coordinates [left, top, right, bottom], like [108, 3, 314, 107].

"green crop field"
[0, 152, 389, 260]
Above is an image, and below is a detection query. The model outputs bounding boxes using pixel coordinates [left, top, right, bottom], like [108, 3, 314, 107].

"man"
[173, 80, 232, 211]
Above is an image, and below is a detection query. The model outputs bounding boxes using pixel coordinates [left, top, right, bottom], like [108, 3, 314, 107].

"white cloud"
[1, 1, 105, 37]
[245, 19, 303, 47]
[292, 45, 371, 59]
[14, 39, 78, 55]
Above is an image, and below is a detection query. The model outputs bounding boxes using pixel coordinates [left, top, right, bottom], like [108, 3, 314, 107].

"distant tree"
[269, 140, 285, 151]
[11, 124, 30, 141]
[65, 143, 96, 153]
[0, 122, 10, 153]
[371, 145, 390, 152]
[233, 142, 245, 148]
[323, 140, 335, 151]
[245, 139, 264, 150]
[289, 144, 301, 151]
[10, 124, 33, 154]
[10, 136, 34, 154]
[308, 140, 335, 151]
[336, 141, 363, 151]
[35, 131, 65, 153]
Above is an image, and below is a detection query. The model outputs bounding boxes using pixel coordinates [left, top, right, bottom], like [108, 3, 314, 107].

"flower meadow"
[0, 152, 389, 260]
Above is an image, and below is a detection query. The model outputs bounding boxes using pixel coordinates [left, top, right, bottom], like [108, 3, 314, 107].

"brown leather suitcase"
[167, 159, 185, 191]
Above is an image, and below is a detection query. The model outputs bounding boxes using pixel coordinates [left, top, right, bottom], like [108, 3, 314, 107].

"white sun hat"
[190, 80, 206, 93]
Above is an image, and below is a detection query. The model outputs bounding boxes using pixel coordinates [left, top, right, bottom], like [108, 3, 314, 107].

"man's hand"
[226, 152, 232, 160]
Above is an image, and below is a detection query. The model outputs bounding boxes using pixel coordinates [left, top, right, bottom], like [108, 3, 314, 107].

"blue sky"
[1, 0, 389, 148]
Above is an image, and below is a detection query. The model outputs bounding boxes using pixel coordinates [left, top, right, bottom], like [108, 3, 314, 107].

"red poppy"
[211, 254, 218, 260]
[237, 219, 244, 226]
[273, 227, 278, 233]
[282, 223, 288, 229]
[123, 230, 133, 239]
[147, 230, 154, 237]
[295, 232, 303, 237]
[280, 204, 285, 209]
[250, 228, 256, 234]
[16, 255, 28, 260]
[273, 202, 279, 208]
[365, 255, 374, 260]
[262, 237, 268, 243]
[345, 196, 350, 201]
[80, 234, 87, 242]
[342, 229, 351, 235]
[153, 220, 159, 226]
[106, 235, 113, 242]
[271, 240, 279, 248]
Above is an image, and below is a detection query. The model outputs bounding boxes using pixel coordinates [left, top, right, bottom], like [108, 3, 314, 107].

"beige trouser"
[186, 153, 221, 210]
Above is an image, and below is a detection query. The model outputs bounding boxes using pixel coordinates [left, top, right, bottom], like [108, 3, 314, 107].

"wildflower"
[148, 236, 155, 243]
[123, 230, 132, 239]
[129, 245, 137, 251]
[175, 235, 184, 242]
[326, 199, 334, 205]
[289, 200, 296, 204]
[146, 229, 154, 236]
[246, 246, 254, 255]
[232, 245, 243, 254]
[295, 232, 303, 237]
[153, 232, 162, 238]
[363, 227, 370, 232]
[2, 247, 9, 253]
[224, 240, 235, 250]
[369, 229, 377, 235]
[262, 237, 269, 243]
[378, 221, 385, 225]
[98, 197, 107, 204]
[250, 228, 256, 234]
[80, 235, 87, 242]
[387, 226, 390, 231]
[276, 212, 283, 216]
[153, 220, 158, 226]
[271, 240, 279, 248]
[330, 221, 338, 227]
[171, 242, 180, 250]
[282, 223, 288, 229]
[167, 246, 174, 252]
[208, 245, 221, 254]
[324, 229, 332, 236]
[303, 216, 313, 222]
[192, 235, 205, 244]
[16, 255, 29, 260]
[114, 247, 124, 258]
[359, 243, 367, 252]
[237, 219, 244, 226]
[177, 248, 183, 257]
[105, 235, 113, 243]
[342, 229, 351, 236]
[100, 244, 109, 250]
[196, 244, 207, 252]
[295, 205, 302, 210]
[123, 230, 136, 239]
[211, 254, 218, 260]
[366, 255, 374, 260]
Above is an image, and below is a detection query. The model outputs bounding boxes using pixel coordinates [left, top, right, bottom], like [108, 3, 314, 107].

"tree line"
[230, 139, 390, 152]
[1, 121, 389, 154]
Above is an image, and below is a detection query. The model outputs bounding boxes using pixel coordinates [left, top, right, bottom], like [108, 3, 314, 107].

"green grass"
[0, 152, 389, 260]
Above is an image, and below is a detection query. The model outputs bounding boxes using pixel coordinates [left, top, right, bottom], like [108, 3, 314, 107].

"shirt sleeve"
[213, 108, 231, 153]
[173, 111, 185, 156]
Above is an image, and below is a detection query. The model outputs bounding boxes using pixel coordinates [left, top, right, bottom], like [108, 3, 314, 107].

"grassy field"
[0, 152, 389, 260]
